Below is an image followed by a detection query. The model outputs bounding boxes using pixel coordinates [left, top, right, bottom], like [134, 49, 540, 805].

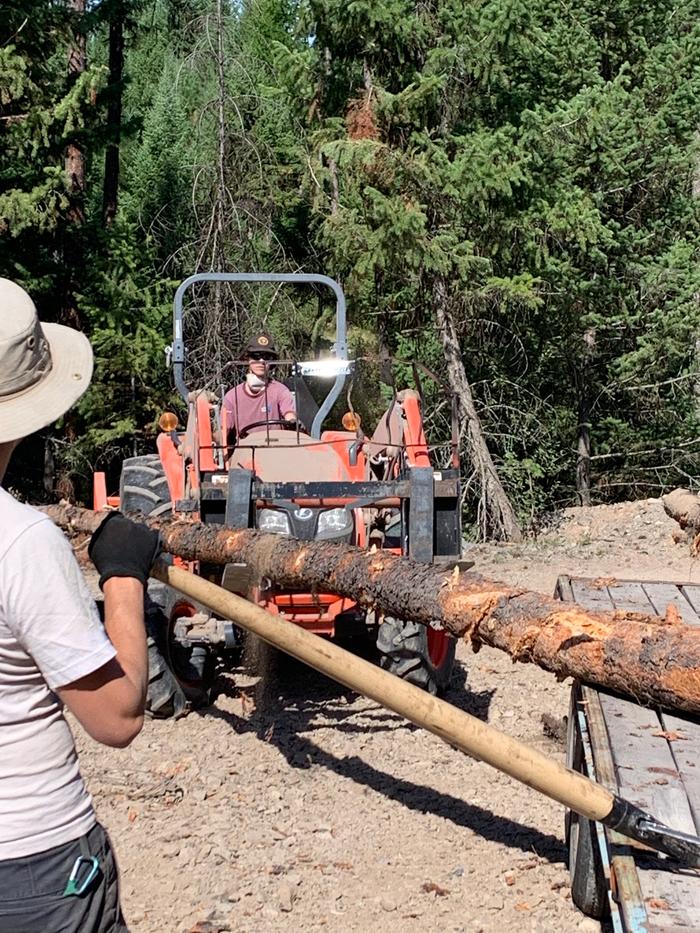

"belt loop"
[79, 833, 92, 859]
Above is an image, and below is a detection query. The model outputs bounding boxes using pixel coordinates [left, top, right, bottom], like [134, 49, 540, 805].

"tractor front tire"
[377, 618, 456, 695]
[119, 455, 213, 719]
[146, 579, 216, 718]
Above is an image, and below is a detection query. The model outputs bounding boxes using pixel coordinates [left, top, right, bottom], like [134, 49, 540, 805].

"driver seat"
[283, 374, 319, 434]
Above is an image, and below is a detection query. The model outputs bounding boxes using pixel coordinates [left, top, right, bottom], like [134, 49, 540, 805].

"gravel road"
[74, 497, 695, 932]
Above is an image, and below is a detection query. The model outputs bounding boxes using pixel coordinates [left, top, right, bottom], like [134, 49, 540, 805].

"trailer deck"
[558, 575, 700, 931]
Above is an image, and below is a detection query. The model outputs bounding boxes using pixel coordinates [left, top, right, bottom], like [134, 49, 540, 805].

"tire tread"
[377, 616, 456, 695]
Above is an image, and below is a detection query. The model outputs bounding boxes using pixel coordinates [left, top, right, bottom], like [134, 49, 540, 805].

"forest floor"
[74, 497, 699, 933]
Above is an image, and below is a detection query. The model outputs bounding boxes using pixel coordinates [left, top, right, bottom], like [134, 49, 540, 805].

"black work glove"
[88, 512, 161, 590]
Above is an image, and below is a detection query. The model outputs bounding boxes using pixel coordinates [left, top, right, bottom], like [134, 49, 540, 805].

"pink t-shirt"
[223, 380, 295, 435]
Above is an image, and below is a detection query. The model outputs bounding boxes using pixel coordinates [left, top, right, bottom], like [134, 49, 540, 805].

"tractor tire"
[119, 455, 214, 718]
[146, 578, 216, 717]
[119, 454, 173, 519]
[377, 618, 456, 695]
[144, 599, 187, 719]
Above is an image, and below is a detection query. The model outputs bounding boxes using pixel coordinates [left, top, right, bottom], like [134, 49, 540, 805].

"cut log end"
[663, 487, 700, 531]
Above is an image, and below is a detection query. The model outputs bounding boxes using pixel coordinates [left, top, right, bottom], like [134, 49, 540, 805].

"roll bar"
[171, 273, 349, 438]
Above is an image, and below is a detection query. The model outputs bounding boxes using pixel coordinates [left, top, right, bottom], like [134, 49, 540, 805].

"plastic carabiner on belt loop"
[62, 834, 100, 897]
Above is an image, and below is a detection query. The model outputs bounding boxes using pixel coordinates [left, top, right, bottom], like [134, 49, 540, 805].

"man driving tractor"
[222, 332, 296, 439]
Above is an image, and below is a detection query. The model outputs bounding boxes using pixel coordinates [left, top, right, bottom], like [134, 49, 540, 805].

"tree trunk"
[43, 435, 55, 498]
[102, 3, 125, 227]
[432, 276, 522, 542]
[575, 327, 595, 506]
[62, 0, 87, 329]
[46, 504, 700, 714]
[576, 414, 591, 506]
[65, 0, 86, 218]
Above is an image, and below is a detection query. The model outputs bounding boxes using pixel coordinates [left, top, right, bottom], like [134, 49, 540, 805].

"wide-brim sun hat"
[0, 278, 93, 443]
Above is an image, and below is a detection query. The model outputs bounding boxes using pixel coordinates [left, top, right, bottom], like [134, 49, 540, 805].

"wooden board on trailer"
[559, 576, 700, 931]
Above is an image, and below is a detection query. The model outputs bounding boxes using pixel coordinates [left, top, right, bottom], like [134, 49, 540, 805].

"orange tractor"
[96, 274, 465, 716]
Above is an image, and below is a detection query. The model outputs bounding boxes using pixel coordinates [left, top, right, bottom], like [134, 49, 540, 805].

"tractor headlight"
[258, 509, 291, 536]
[316, 508, 353, 540]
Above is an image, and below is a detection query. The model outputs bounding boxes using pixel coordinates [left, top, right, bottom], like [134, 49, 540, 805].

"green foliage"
[5, 0, 700, 525]
[274, 0, 700, 526]
[0, 5, 102, 275]
[77, 219, 175, 463]
[122, 56, 195, 258]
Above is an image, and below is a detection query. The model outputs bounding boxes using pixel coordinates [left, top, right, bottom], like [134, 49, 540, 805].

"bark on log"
[45, 504, 700, 715]
[662, 487, 700, 531]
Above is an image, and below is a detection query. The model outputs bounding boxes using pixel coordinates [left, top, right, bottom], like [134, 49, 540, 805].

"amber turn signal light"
[342, 411, 362, 431]
[158, 412, 179, 433]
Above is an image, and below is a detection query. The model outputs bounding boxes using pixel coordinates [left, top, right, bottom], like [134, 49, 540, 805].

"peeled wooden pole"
[45, 504, 700, 715]
[154, 558, 700, 865]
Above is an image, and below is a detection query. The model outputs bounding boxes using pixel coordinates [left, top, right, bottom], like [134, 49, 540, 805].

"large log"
[46, 504, 700, 715]
[662, 487, 700, 531]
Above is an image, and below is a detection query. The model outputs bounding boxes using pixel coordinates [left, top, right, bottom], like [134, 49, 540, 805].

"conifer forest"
[4, 0, 700, 539]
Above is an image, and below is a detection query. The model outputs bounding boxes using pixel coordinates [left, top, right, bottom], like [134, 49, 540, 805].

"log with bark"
[661, 487, 700, 552]
[663, 487, 700, 531]
[46, 504, 700, 715]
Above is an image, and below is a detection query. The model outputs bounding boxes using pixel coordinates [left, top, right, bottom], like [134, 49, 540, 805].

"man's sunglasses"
[249, 353, 275, 362]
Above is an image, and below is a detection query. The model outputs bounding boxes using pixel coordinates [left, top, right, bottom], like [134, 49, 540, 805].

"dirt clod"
[277, 883, 295, 912]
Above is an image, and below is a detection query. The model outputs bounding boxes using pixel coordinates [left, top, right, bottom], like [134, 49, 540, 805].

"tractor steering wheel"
[238, 419, 296, 439]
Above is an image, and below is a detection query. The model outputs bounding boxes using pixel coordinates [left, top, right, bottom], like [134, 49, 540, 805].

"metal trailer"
[558, 575, 700, 931]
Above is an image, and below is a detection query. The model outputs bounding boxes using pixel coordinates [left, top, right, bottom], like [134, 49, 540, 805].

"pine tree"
[0, 1, 102, 297]
[274, 0, 700, 530]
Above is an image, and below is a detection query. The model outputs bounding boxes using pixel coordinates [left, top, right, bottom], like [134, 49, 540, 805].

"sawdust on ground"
[73, 497, 695, 933]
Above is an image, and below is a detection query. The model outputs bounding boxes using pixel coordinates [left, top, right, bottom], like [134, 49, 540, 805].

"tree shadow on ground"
[204, 648, 566, 865]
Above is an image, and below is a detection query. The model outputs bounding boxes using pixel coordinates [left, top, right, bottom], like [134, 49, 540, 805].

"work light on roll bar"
[295, 359, 354, 378]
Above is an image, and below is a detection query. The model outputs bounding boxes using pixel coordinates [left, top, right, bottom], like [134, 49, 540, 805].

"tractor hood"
[227, 429, 352, 482]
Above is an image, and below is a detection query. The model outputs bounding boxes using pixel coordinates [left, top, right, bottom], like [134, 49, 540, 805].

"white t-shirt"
[0, 487, 116, 859]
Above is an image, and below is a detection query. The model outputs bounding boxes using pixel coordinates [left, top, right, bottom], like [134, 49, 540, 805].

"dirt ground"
[74, 497, 698, 933]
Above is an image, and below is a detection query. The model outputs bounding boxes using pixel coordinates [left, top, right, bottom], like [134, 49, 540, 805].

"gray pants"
[0, 823, 126, 933]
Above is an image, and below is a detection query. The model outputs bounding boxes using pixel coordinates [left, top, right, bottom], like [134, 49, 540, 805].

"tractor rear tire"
[377, 618, 456, 695]
[119, 455, 213, 718]
[119, 454, 173, 518]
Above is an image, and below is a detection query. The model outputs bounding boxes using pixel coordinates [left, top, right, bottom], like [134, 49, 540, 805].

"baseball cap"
[244, 331, 277, 357]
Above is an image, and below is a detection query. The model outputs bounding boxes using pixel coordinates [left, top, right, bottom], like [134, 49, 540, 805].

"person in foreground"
[0, 278, 160, 932]
[222, 330, 296, 439]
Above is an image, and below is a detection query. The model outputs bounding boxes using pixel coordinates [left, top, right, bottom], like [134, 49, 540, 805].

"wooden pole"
[154, 558, 614, 822]
[155, 559, 700, 866]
